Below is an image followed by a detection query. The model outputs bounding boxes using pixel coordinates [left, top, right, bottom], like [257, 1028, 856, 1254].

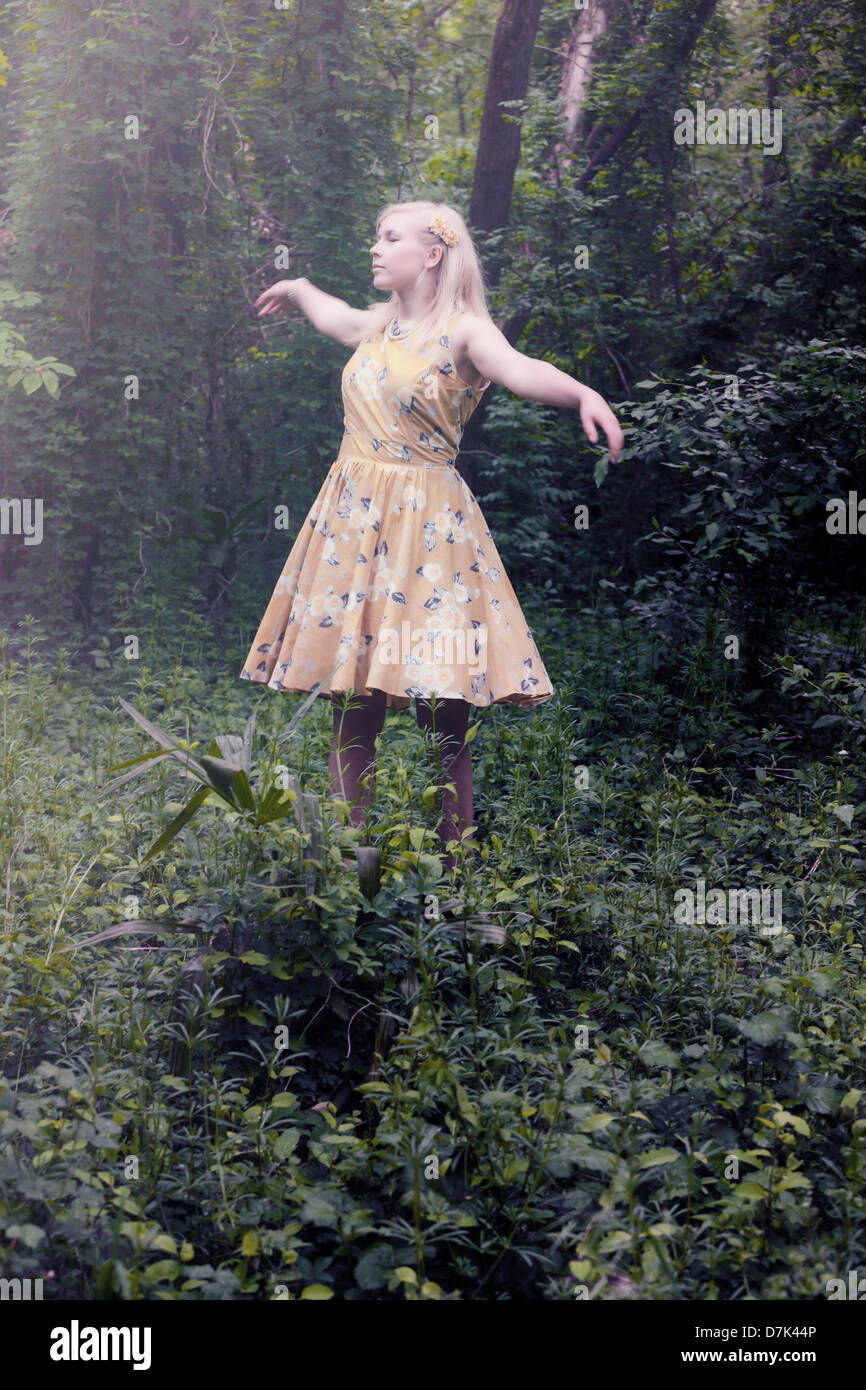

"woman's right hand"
[255, 280, 299, 320]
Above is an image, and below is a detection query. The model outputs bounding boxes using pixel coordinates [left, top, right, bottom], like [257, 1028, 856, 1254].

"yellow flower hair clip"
[428, 215, 458, 247]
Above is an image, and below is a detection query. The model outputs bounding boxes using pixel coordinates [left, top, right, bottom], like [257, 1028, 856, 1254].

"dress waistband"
[334, 450, 457, 471]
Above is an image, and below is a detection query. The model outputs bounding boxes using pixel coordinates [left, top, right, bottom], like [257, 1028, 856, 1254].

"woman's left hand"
[579, 388, 624, 463]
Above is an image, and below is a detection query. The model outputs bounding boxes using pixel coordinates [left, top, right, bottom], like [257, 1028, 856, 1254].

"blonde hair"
[353, 199, 494, 348]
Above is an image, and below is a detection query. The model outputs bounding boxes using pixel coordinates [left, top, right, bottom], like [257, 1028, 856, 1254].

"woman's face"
[370, 215, 440, 291]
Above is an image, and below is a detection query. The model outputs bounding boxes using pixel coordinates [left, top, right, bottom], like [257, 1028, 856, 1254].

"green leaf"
[598, 1229, 631, 1253]
[638, 1040, 680, 1070]
[117, 697, 207, 767]
[300, 1283, 334, 1299]
[238, 1005, 267, 1026]
[5, 1222, 45, 1247]
[61, 920, 200, 951]
[774, 1171, 812, 1192]
[638, 1147, 681, 1168]
[273, 1129, 300, 1160]
[355, 1243, 395, 1291]
[299, 1192, 343, 1227]
[255, 784, 296, 824]
[803, 1083, 841, 1115]
[581, 1113, 614, 1132]
[736, 1180, 768, 1199]
[142, 785, 211, 862]
[198, 754, 256, 812]
[736, 1012, 787, 1044]
[87, 748, 179, 803]
[648, 1221, 679, 1237]
[142, 1259, 179, 1283]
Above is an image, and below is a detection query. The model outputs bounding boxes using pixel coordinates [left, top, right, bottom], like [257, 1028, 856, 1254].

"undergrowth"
[1, 594, 864, 1300]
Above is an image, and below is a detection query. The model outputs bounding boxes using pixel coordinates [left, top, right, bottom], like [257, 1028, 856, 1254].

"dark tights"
[328, 690, 473, 869]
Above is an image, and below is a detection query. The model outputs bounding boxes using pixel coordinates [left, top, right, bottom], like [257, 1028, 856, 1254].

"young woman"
[241, 200, 623, 871]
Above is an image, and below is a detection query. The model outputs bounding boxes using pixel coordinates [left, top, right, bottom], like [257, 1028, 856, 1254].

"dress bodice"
[336, 309, 489, 469]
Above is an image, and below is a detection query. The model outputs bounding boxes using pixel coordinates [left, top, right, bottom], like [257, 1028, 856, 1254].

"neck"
[393, 284, 438, 323]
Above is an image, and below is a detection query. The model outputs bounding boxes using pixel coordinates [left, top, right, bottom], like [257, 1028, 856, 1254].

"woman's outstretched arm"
[455, 313, 624, 463]
[255, 278, 373, 347]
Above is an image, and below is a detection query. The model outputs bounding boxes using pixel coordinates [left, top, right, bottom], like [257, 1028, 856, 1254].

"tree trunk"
[468, 0, 545, 285]
[459, 0, 545, 487]
[546, 0, 609, 179]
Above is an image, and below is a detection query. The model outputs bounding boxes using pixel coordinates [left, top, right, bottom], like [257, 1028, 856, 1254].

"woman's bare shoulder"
[451, 308, 496, 333]
[450, 309, 484, 346]
[450, 312, 493, 390]
[451, 311, 502, 362]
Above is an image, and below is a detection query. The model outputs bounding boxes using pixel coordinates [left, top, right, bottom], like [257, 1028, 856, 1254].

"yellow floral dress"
[239, 308, 555, 710]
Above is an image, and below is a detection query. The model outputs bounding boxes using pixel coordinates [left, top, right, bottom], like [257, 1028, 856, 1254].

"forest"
[0, 0, 865, 1323]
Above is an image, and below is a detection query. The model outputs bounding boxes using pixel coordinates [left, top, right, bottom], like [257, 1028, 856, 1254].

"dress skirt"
[239, 452, 555, 711]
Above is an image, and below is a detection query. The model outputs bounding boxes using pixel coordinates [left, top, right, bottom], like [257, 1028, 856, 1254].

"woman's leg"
[415, 696, 474, 868]
[328, 689, 387, 832]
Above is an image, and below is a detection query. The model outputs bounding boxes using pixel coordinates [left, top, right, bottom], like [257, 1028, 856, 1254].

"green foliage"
[93, 673, 342, 860]
[0, 281, 76, 397]
[600, 340, 866, 686]
[1, 602, 864, 1300]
